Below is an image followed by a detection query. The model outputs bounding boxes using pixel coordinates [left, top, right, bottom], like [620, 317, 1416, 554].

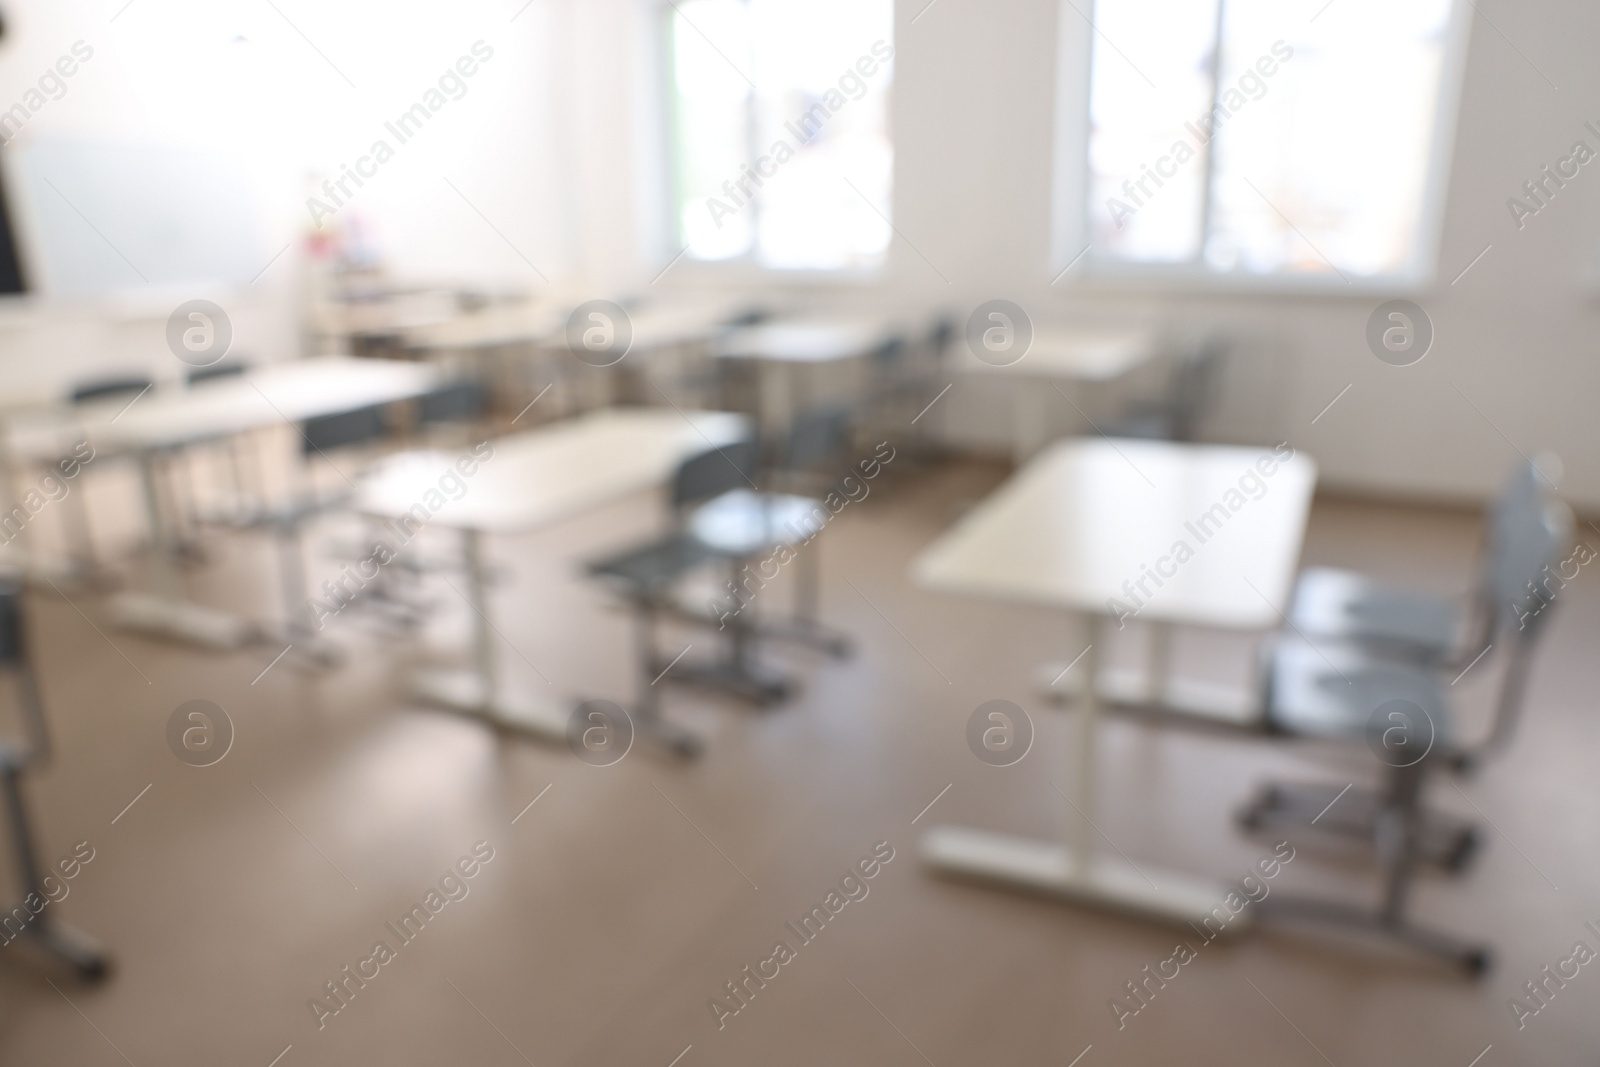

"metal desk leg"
[269, 523, 342, 667]
[408, 528, 568, 741]
[920, 612, 1240, 929]
[2, 765, 108, 979]
[1014, 388, 1047, 465]
[1066, 623, 1098, 874]
[1034, 619, 1260, 729]
[105, 451, 256, 648]
[1146, 621, 1172, 702]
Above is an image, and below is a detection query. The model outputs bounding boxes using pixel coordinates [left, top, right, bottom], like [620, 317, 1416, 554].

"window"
[1072, 0, 1467, 284]
[665, 0, 894, 271]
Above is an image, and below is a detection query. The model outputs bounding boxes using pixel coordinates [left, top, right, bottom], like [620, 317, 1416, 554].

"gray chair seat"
[1099, 410, 1172, 441]
[1265, 636, 1451, 749]
[687, 489, 826, 556]
[586, 532, 716, 600]
[1288, 567, 1459, 661]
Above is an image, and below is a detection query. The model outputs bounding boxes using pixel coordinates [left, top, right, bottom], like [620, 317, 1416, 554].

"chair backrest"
[868, 335, 907, 372]
[1461, 457, 1562, 636]
[0, 580, 22, 669]
[69, 375, 152, 405]
[1467, 457, 1573, 764]
[722, 307, 769, 330]
[301, 405, 388, 456]
[671, 440, 759, 512]
[781, 405, 853, 474]
[1166, 337, 1227, 443]
[1484, 465, 1572, 639]
[186, 360, 250, 386]
[418, 381, 488, 425]
[0, 580, 50, 765]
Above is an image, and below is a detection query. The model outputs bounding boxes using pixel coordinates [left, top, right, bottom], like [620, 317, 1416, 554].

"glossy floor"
[1, 458, 1595, 1064]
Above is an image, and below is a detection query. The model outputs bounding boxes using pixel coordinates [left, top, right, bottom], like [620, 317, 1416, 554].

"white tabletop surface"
[627, 297, 751, 351]
[716, 315, 901, 364]
[402, 300, 569, 351]
[959, 326, 1159, 382]
[354, 407, 750, 533]
[913, 438, 1317, 629]
[4, 357, 439, 459]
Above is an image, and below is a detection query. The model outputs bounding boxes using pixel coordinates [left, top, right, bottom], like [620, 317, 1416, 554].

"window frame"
[653, 0, 895, 284]
[1052, 0, 1474, 295]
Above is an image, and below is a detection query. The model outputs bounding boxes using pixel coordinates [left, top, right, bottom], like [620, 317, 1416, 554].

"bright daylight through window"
[1081, 0, 1462, 283]
[667, 0, 894, 271]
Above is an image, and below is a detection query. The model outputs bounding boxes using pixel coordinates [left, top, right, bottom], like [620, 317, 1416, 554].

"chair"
[675, 306, 771, 410]
[712, 404, 857, 656]
[183, 359, 265, 524]
[588, 438, 802, 755]
[344, 382, 493, 629]
[1239, 471, 1572, 972]
[584, 535, 719, 758]
[857, 317, 950, 457]
[1286, 459, 1547, 668]
[418, 380, 489, 427]
[184, 362, 248, 386]
[0, 580, 108, 979]
[258, 405, 391, 657]
[27, 375, 160, 578]
[1102, 336, 1225, 442]
[68, 375, 151, 405]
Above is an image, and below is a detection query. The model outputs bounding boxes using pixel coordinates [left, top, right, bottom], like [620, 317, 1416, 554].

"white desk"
[89, 358, 438, 455]
[717, 317, 899, 364]
[912, 438, 1316, 926]
[354, 407, 749, 739]
[717, 314, 904, 435]
[597, 297, 758, 407]
[20, 359, 440, 647]
[957, 326, 1160, 461]
[401, 301, 568, 354]
[626, 297, 752, 353]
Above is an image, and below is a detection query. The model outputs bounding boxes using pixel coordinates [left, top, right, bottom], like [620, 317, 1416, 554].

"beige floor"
[2, 456, 1598, 1065]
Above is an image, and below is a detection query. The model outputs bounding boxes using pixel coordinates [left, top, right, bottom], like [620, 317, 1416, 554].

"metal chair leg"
[1255, 759, 1490, 975]
[0, 766, 108, 981]
[1238, 779, 1479, 872]
[631, 601, 701, 759]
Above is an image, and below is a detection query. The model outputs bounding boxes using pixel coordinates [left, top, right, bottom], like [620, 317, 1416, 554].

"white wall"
[2, 0, 1595, 511]
[577, 0, 1600, 511]
[0, 0, 568, 400]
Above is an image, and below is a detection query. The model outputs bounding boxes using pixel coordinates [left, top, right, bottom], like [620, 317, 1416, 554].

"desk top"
[717, 316, 901, 364]
[402, 301, 568, 351]
[913, 438, 1317, 629]
[5, 357, 439, 458]
[959, 326, 1159, 383]
[354, 408, 749, 533]
[627, 298, 752, 352]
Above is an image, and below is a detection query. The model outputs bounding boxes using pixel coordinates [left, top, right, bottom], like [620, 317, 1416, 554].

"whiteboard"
[5, 138, 267, 297]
